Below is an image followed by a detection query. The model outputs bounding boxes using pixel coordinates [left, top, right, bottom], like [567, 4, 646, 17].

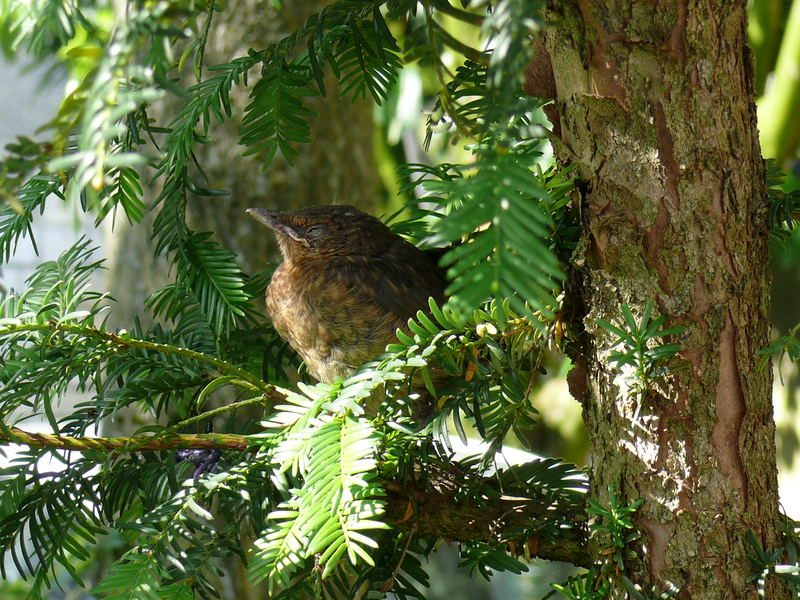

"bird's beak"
[246, 207, 279, 227]
[246, 208, 310, 246]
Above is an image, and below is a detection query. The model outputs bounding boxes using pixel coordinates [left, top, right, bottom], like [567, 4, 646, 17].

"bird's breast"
[266, 262, 376, 382]
[265, 255, 440, 383]
[266, 263, 318, 352]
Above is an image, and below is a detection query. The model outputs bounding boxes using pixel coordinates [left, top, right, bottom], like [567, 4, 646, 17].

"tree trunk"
[106, 0, 379, 326]
[103, 3, 378, 599]
[545, 1, 784, 597]
[182, 0, 380, 270]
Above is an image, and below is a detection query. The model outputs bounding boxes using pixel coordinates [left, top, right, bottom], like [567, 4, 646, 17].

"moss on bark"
[545, 1, 784, 597]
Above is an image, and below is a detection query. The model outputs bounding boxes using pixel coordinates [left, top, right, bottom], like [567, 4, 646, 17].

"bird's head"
[246, 205, 397, 261]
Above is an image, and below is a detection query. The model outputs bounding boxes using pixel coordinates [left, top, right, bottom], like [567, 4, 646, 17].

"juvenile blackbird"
[246, 205, 448, 383]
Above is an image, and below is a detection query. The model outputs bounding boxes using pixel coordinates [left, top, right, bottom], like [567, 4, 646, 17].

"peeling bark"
[543, 1, 783, 597]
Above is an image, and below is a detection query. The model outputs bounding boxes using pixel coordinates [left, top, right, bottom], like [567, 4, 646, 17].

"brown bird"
[246, 205, 448, 384]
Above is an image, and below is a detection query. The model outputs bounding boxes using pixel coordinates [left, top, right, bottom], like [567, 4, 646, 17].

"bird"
[246, 205, 448, 385]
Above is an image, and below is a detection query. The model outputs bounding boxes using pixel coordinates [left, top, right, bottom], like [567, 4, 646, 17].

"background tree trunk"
[545, 1, 783, 597]
[103, 2, 379, 598]
[106, 0, 379, 326]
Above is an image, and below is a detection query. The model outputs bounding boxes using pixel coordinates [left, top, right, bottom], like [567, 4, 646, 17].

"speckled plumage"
[247, 205, 447, 383]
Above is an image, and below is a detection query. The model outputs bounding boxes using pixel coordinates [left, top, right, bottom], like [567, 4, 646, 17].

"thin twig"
[0, 426, 252, 452]
[0, 321, 271, 392]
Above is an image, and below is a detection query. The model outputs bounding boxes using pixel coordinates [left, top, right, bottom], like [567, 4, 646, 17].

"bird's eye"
[305, 225, 324, 238]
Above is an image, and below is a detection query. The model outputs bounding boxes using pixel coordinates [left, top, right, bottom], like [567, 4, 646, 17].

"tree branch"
[0, 426, 251, 451]
[1, 424, 589, 565]
[0, 321, 272, 392]
[382, 478, 589, 567]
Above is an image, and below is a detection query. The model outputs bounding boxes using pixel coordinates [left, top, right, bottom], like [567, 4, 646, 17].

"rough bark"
[543, 1, 783, 598]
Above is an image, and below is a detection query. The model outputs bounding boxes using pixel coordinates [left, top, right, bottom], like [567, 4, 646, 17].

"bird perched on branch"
[246, 205, 448, 384]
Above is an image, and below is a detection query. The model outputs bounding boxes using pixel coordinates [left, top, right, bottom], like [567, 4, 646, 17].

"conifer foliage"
[0, 0, 624, 598]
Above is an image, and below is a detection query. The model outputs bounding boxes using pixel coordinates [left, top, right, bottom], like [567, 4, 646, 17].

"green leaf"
[240, 61, 319, 168]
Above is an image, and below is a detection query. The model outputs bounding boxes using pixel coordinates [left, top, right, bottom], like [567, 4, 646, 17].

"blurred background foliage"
[0, 0, 799, 598]
[749, 0, 800, 502]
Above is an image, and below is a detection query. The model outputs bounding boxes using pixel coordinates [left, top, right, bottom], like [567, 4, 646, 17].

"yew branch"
[1, 424, 589, 565]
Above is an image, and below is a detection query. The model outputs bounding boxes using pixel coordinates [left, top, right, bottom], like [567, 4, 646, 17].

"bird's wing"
[318, 253, 447, 325]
